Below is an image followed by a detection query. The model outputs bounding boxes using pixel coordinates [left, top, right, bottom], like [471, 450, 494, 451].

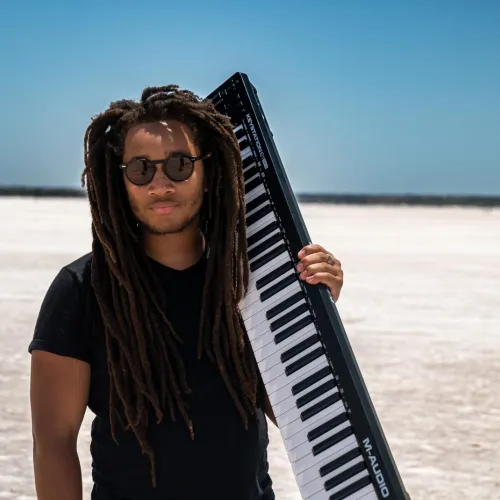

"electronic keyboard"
[206, 73, 410, 500]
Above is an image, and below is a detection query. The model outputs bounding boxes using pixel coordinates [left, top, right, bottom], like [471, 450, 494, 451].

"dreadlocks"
[81, 85, 259, 486]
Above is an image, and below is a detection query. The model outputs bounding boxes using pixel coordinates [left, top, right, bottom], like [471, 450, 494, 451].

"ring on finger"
[326, 254, 333, 265]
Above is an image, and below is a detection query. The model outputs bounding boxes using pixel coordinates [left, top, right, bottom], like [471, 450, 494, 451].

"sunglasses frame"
[119, 152, 212, 186]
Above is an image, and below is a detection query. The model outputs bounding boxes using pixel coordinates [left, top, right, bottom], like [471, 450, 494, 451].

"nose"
[148, 164, 175, 196]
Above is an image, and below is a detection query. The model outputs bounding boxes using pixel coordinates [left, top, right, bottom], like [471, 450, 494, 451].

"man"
[29, 85, 344, 500]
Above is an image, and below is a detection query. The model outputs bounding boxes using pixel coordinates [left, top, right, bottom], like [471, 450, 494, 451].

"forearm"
[33, 440, 83, 500]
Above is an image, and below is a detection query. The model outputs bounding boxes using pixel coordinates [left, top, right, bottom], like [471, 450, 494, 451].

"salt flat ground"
[0, 196, 499, 500]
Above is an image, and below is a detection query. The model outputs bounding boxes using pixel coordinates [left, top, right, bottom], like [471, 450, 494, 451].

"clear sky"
[1, 0, 499, 195]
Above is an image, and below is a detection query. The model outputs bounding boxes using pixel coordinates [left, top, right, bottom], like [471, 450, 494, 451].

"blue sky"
[0, 0, 499, 195]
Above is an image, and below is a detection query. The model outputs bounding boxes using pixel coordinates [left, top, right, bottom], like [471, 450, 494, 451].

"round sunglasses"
[119, 152, 212, 186]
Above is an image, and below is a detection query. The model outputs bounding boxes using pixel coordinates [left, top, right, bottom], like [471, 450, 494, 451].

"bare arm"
[30, 350, 90, 500]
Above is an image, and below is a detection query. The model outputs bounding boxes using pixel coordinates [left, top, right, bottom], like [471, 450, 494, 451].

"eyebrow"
[166, 149, 192, 157]
[129, 149, 193, 161]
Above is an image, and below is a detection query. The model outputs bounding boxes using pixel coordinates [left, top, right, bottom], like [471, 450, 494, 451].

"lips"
[150, 202, 178, 214]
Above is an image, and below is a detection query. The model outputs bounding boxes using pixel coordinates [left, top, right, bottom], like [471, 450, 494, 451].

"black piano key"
[296, 378, 336, 409]
[319, 447, 361, 478]
[244, 165, 259, 182]
[256, 261, 293, 290]
[301, 392, 341, 422]
[239, 137, 249, 150]
[266, 291, 303, 320]
[246, 192, 268, 213]
[251, 244, 286, 273]
[245, 176, 261, 194]
[275, 315, 314, 344]
[328, 474, 371, 500]
[248, 231, 283, 262]
[312, 425, 353, 456]
[246, 203, 273, 227]
[308, 411, 349, 442]
[242, 154, 255, 168]
[291, 366, 331, 396]
[247, 220, 278, 247]
[235, 127, 246, 139]
[325, 461, 367, 492]
[280, 334, 318, 363]
[259, 271, 295, 300]
[285, 346, 323, 376]
[270, 302, 309, 332]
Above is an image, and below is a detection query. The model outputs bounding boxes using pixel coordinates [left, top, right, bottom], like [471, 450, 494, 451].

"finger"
[298, 262, 341, 281]
[297, 244, 326, 259]
[305, 272, 342, 288]
[297, 252, 340, 274]
[304, 272, 343, 301]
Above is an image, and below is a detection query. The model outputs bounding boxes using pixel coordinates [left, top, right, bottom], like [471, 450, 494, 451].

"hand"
[296, 244, 344, 301]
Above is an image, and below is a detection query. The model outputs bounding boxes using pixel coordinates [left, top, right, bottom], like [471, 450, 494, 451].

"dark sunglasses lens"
[126, 160, 154, 185]
[166, 156, 194, 181]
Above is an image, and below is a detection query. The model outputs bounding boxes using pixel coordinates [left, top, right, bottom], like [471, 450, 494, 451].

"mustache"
[149, 197, 180, 206]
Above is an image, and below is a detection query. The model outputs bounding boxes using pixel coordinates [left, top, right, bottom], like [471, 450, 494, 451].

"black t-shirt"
[29, 252, 275, 500]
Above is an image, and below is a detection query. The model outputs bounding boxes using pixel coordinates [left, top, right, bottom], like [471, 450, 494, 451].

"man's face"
[122, 120, 206, 235]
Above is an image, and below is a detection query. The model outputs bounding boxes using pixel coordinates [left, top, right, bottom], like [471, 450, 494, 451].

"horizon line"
[1, 185, 499, 207]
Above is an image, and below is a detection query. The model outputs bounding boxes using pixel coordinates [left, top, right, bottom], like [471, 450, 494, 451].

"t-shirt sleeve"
[28, 267, 91, 363]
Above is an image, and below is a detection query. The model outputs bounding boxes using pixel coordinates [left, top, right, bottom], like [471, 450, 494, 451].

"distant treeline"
[1, 185, 499, 207]
[0, 186, 87, 198]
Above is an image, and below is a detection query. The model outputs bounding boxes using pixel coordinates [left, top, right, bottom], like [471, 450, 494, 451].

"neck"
[143, 225, 205, 270]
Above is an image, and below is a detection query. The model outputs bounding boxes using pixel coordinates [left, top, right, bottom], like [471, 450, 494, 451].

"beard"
[140, 211, 198, 235]
[130, 194, 203, 236]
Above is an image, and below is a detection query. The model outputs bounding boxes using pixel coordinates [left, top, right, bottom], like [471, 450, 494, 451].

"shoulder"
[28, 252, 95, 363]
[61, 251, 93, 287]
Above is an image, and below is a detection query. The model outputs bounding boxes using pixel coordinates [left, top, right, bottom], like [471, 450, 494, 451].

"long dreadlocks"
[81, 85, 259, 486]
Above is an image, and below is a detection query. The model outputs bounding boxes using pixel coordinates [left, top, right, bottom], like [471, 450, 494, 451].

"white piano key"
[321, 454, 364, 485]
[242, 274, 299, 330]
[242, 288, 305, 328]
[281, 378, 339, 450]
[290, 370, 336, 406]
[258, 323, 317, 362]
[243, 158, 257, 170]
[294, 439, 359, 489]
[256, 326, 317, 376]
[249, 239, 284, 266]
[300, 487, 331, 500]
[291, 431, 357, 477]
[246, 199, 270, 219]
[275, 383, 339, 429]
[245, 317, 273, 345]
[273, 381, 335, 420]
[247, 226, 281, 251]
[288, 412, 349, 463]
[321, 469, 370, 499]
[240, 282, 301, 333]
[240, 145, 252, 158]
[253, 321, 315, 364]
[347, 485, 378, 500]
[245, 258, 295, 297]
[245, 183, 265, 204]
[267, 356, 330, 406]
[279, 396, 345, 441]
[251, 321, 316, 376]
[243, 275, 300, 312]
[266, 355, 329, 400]
[306, 468, 371, 500]
[247, 249, 290, 283]
[246, 211, 276, 237]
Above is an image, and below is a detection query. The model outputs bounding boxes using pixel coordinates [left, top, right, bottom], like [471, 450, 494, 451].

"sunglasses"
[119, 152, 212, 186]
